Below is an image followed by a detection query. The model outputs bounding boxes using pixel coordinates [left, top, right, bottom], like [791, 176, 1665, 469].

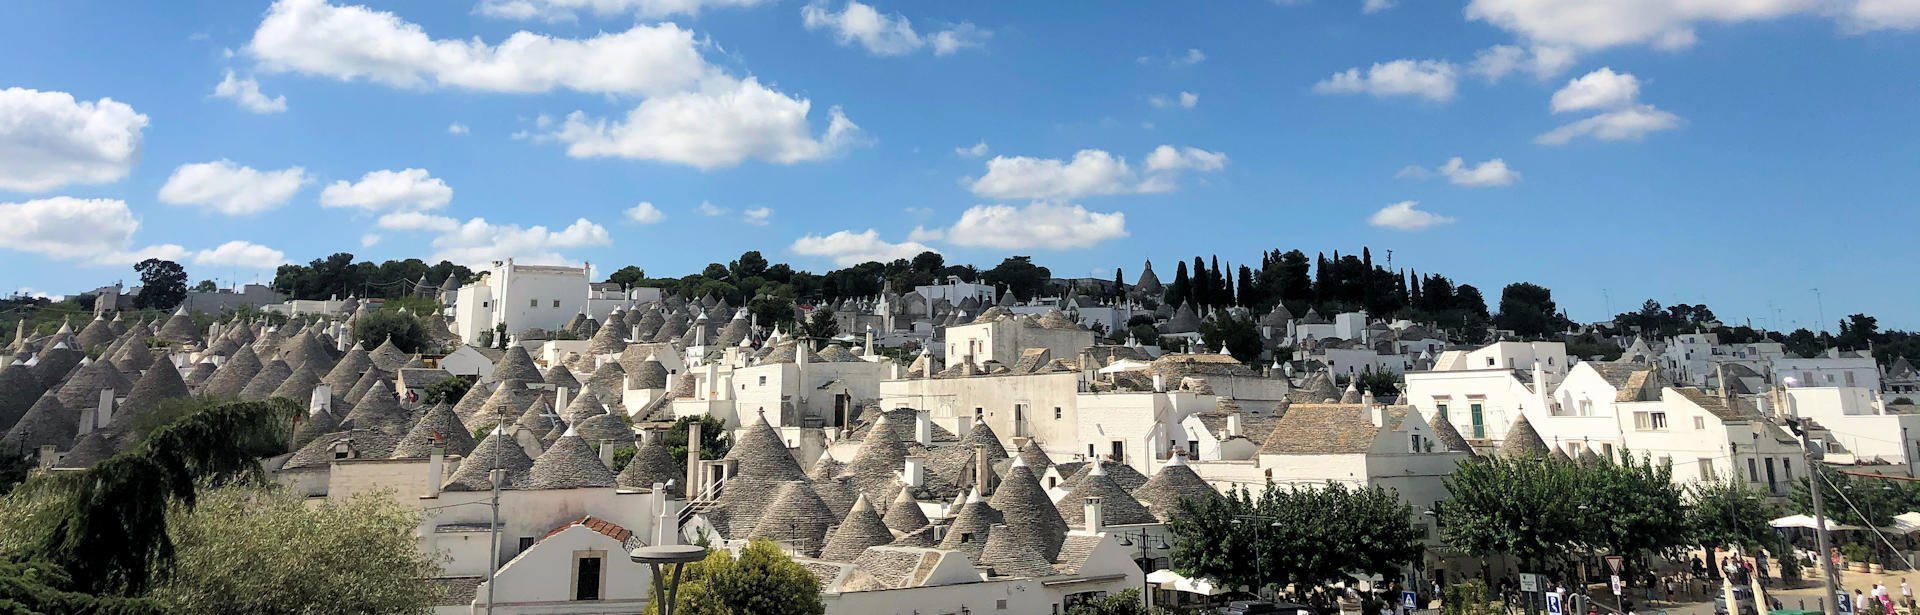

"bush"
[353, 310, 430, 354]
[424, 375, 475, 405]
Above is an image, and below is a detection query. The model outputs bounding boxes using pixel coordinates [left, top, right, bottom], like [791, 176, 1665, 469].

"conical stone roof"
[55, 359, 129, 413]
[464, 379, 531, 430]
[845, 414, 910, 501]
[31, 346, 83, 388]
[585, 318, 627, 355]
[808, 454, 857, 520]
[988, 457, 1067, 561]
[748, 480, 834, 558]
[368, 337, 411, 372]
[1131, 453, 1219, 522]
[480, 346, 543, 386]
[525, 431, 618, 489]
[562, 389, 607, 424]
[281, 331, 337, 374]
[616, 432, 679, 490]
[443, 427, 535, 492]
[1499, 415, 1551, 459]
[200, 345, 262, 398]
[74, 315, 115, 353]
[583, 362, 625, 401]
[820, 494, 893, 563]
[238, 360, 292, 401]
[980, 523, 1058, 578]
[58, 431, 116, 468]
[937, 490, 1003, 564]
[392, 403, 477, 458]
[323, 344, 372, 393]
[2, 392, 72, 453]
[1015, 439, 1055, 473]
[291, 404, 340, 450]
[1057, 458, 1150, 493]
[0, 363, 49, 434]
[107, 359, 189, 436]
[1428, 413, 1474, 455]
[182, 361, 216, 387]
[713, 412, 809, 538]
[155, 307, 200, 344]
[267, 363, 323, 404]
[343, 379, 409, 434]
[573, 412, 632, 445]
[543, 364, 581, 394]
[1058, 462, 1158, 526]
[881, 485, 931, 535]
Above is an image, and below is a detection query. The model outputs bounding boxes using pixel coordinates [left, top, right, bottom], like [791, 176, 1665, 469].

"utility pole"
[1803, 435, 1841, 615]
[1811, 288, 1827, 333]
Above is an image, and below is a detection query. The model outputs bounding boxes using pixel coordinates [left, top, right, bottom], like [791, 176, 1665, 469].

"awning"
[1147, 569, 1229, 596]
[1881, 512, 1920, 535]
[1770, 514, 1864, 531]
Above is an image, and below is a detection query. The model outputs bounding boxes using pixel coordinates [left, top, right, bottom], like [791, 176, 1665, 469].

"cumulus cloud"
[1468, 44, 1576, 81]
[548, 80, 864, 169]
[942, 202, 1128, 250]
[1140, 48, 1206, 67]
[360, 233, 381, 247]
[1535, 105, 1683, 144]
[696, 201, 727, 216]
[906, 225, 944, 242]
[1368, 201, 1454, 231]
[1148, 91, 1199, 109]
[319, 168, 453, 211]
[955, 140, 988, 157]
[447, 123, 469, 135]
[790, 229, 935, 266]
[157, 160, 308, 215]
[193, 240, 287, 268]
[1398, 157, 1520, 187]
[742, 207, 772, 226]
[431, 217, 611, 265]
[1313, 59, 1458, 102]
[0, 197, 191, 266]
[968, 145, 1227, 200]
[1550, 67, 1640, 113]
[476, 0, 766, 20]
[0, 87, 148, 192]
[801, 1, 989, 57]
[1466, 0, 1916, 57]
[376, 211, 460, 232]
[1362, 0, 1395, 13]
[212, 70, 287, 113]
[625, 201, 665, 224]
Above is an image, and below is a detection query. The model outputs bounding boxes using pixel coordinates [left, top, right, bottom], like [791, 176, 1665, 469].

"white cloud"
[742, 206, 772, 226]
[319, 168, 453, 211]
[549, 79, 864, 169]
[696, 201, 727, 216]
[0, 197, 190, 265]
[0, 87, 148, 192]
[376, 211, 460, 232]
[448, 123, 469, 135]
[943, 202, 1128, 250]
[157, 160, 307, 215]
[194, 240, 286, 268]
[1144, 145, 1227, 173]
[1550, 67, 1640, 113]
[969, 145, 1226, 200]
[249, 0, 718, 96]
[360, 233, 381, 247]
[1176, 48, 1206, 65]
[211, 70, 287, 113]
[1400, 157, 1521, 187]
[625, 201, 665, 224]
[1148, 91, 1199, 109]
[431, 217, 611, 265]
[1362, 0, 1395, 13]
[1465, 0, 1913, 56]
[801, 1, 988, 57]
[906, 225, 944, 242]
[1313, 59, 1458, 102]
[1536, 105, 1683, 144]
[1468, 44, 1576, 81]
[11, 288, 53, 300]
[955, 140, 988, 157]
[476, 0, 766, 20]
[790, 229, 935, 266]
[97, 244, 191, 267]
[1368, 200, 1453, 231]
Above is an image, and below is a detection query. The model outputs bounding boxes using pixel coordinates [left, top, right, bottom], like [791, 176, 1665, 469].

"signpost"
[1520, 574, 1540, 593]
[1605, 556, 1625, 596]
[1403, 590, 1419, 613]
[1610, 576, 1623, 596]
[1836, 592, 1854, 615]
[1547, 594, 1564, 615]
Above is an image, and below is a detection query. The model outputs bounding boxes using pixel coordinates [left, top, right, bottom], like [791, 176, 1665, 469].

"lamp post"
[631, 545, 706, 615]
[1117, 527, 1170, 610]
[1232, 516, 1284, 599]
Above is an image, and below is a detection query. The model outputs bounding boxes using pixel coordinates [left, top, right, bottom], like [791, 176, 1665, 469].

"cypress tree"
[1168, 261, 1191, 306]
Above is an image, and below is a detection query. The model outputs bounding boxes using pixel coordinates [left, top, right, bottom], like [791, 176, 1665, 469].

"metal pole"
[1808, 443, 1841, 615]
[487, 468, 501, 615]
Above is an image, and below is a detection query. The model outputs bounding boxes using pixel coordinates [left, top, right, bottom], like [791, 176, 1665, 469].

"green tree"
[149, 485, 442, 614]
[190, 280, 217, 293]
[1066, 588, 1148, 615]
[1442, 454, 1689, 581]
[1687, 480, 1775, 551]
[0, 556, 165, 613]
[3, 399, 295, 595]
[606, 266, 647, 289]
[1171, 482, 1422, 604]
[983, 256, 1052, 302]
[1492, 282, 1565, 339]
[729, 251, 770, 281]
[665, 416, 731, 475]
[132, 258, 188, 311]
[644, 540, 824, 615]
[353, 309, 430, 354]
[424, 375, 475, 405]
[801, 307, 840, 347]
[1200, 312, 1263, 363]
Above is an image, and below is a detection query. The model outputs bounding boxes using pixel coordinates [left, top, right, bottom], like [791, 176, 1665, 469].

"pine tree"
[1167, 261, 1191, 307]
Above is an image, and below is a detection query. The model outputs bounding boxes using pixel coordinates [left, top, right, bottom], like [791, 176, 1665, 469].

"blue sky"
[1, 0, 1916, 330]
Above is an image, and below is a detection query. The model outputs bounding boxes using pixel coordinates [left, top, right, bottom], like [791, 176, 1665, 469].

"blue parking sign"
[1546, 593, 1563, 615]
[1838, 592, 1854, 615]
[1403, 591, 1418, 611]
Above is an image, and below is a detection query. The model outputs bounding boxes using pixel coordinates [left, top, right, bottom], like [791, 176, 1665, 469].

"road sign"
[1547, 594, 1564, 615]
[1610, 575, 1623, 596]
[1605, 555, 1625, 575]
[1403, 591, 1419, 611]
[1837, 592, 1854, 615]
[1520, 573, 1541, 593]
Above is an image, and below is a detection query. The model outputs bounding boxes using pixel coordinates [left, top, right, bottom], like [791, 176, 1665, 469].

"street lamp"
[1232, 516, 1284, 599]
[631, 545, 706, 615]
[1117, 528, 1170, 610]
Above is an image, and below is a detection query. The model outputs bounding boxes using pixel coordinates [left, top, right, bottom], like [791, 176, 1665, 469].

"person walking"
[1902, 578, 1912, 607]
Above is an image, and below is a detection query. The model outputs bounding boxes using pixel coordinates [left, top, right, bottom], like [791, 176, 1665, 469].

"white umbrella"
[1148, 569, 1229, 596]
[1881, 512, 1920, 535]
[1771, 514, 1864, 532]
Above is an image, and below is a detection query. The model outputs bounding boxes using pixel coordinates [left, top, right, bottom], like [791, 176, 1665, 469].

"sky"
[1, 0, 1917, 331]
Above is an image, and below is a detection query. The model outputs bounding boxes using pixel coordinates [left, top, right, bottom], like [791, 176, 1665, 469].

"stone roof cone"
[980, 523, 1058, 578]
[443, 426, 535, 492]
[749, 480, 834, 558]
[987, 456, 1068, 561]
[1058, 459, 1157, 526]
[481, 346, 543, 386]
[712, 411, 808, 537]
[1131, 452, 1220, 522]
[616, 431, 678, 490]
[881, 483, 930, 535]
[937, 489, 1003, 564]
[323, 343, 372, 393]
[820, 494, 894, 562]
[342, 378, 409, 434]
[392, 403, 477, 458]
[238, 359, 292, 401]
[108, 358, 190, 438]
[525, 429, 618, 489]
[200, 345, 262, 398]
[1499, 415, 1551, 459]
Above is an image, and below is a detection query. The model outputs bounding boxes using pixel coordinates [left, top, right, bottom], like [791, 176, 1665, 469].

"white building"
[914, 276, 997, 306]
[455, 260, 591, 345]
[944, 310, 1096, 372]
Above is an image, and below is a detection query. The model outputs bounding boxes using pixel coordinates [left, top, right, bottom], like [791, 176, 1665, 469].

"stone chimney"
[1370, 404, 1388, 428]
[37, 445, 57, 471]
[973, 444, 990, 496]
[1152, 374, 1165, 393]
[1083, 496, 1105, 534]
[1225, 413, 1242, 438]
[95, 388, 115, 432]
[555, 386, 570, 417]
[915, 410, 933, 446]
[426, 442, 445, 498]
[685, 420, 703, 499]
[309, 384, 333, 417]
[598, 439, 618, 469]
[904, 455, 925, 488]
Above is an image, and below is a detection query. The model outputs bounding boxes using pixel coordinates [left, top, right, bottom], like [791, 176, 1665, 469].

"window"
[1602, 443, 1613, 460]
[998, 599, 1009, 610]
[1633, 411, 1668, 431]
[517, 536, 535, 553]
[1469, 404, 1485, 439]
[530, 298, 539, 308]
[1111, 441, 1126, 464]
[1435, 403, 1449, 419]
[1783, 458, 1793, 480]
[1765, 458, 1778, 492]
[758, 376, 767, 386]
[1699, 458, 1716, 481]
[1054, 406, 1063, 420]
[1188, 440, 1199, 456]
[1087, 444, 1096, 459]
[481, 301, 489, 308]
[575, 555, 603, 601]
[1409, 434, 1423, 453]
[1487, 357, 1496, 367]
[960, 532, 976, 543]
[1846, 371, 1857, 386]
[1694, 417, 1706, 430]
[552, 300, 561, 308]
[975, 407, 984, 421]
[1747, 458, 1759, 482]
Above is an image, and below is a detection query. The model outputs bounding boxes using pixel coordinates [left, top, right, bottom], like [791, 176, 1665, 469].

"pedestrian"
[1903, 578, 1913, 606]
[1875, 584, 1887, 600]
[1665, 577, 1676, 599]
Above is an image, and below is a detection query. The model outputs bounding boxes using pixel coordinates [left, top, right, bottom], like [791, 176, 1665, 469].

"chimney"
[653, 482, 676, 546]
[309, 384, 333, 417]
[973, 444, 990, 496]
[864, 328, 876, 358]
[631, 324, 640, 342]
[915, 410, 933, 446]
[597, 439, 617, 469]
[1361, 389, 1376, 408]
[685, 420, 703, 499]
[904, 455, 925, 487]
[37, 445, 56, 471]
[425, 443, 445, 498]
[1370, 404, 1388, 428]
[555, 386, 570, 416]
[1083, 496, 1105, 534]
[95, 388, 115, 431]
[1152, 374, 1165, 393]
[1226, 413, 1242, 438]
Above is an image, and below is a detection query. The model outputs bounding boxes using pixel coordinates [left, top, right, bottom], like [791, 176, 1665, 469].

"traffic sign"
[1610, 575, 1623, 596]
[1547, 593, 1564, 615]
[1403, 591, 1419, 611]
[1837, 592, 1854, 615]
[1605, 555, 1624, 575]
[1520, 573, 1540, 593]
